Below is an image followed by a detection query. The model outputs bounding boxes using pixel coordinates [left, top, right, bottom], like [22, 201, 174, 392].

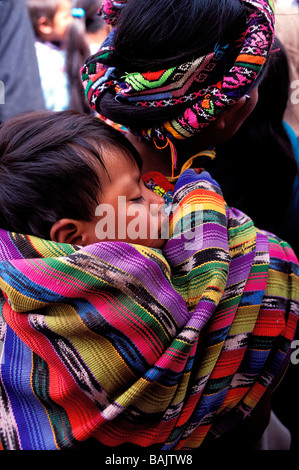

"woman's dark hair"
[66, 0, 108, 113]
[204, 37, 298, 241]
[114, 0, 247, 70]
[0, 110, 141, 239]
[98, 0, 248, 129]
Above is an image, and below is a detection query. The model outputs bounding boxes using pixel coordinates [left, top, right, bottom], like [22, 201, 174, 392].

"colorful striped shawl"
[0, 169, 298, 450]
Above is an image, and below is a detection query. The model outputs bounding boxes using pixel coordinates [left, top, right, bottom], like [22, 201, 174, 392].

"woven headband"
[81, 0, 275, 145]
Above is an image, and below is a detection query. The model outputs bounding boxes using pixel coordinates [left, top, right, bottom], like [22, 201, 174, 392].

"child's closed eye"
[131, 196, 145, 203]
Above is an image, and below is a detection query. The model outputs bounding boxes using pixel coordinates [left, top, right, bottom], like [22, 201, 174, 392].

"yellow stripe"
[44, 303, 137, 393]
[228, 305, 260, 335]
[0, 278, 45, 312]
[164, 120, 193, 139]
[116, 370, 192, 413]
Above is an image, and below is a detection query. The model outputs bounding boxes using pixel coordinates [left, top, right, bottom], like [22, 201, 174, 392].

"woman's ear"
[50, 219, 87, 245]
[215, 95, 248, 131]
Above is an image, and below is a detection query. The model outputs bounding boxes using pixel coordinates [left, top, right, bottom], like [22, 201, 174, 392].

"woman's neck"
[127, 132, 214, 177]
[126, 134, 171, 175]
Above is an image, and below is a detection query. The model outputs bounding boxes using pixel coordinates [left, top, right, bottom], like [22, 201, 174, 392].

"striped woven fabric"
[0, 169, 298, 450]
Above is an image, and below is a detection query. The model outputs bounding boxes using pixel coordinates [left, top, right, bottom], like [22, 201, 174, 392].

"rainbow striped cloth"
[0, 169, 298, 450]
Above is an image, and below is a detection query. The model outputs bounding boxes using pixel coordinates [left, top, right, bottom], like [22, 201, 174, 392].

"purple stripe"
[164, 223, 229, 264]
[83, 242, 190, 326]
[187, 300, 219, 330]
[0, 230, 24, 261]
[226, 250, 255, 286]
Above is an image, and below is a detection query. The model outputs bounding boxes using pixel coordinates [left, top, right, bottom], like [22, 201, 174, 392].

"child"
[66, 0, 110, 113]
[0, 110, 168, 248]
[26, 0, 74, 111]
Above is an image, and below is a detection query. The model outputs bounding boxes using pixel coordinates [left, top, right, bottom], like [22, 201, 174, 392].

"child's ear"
[37, 16, 54, 37]
[50, 219, 87, 245]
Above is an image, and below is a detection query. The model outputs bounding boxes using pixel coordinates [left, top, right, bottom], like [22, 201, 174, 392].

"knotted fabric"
[0, 169, 298, 450]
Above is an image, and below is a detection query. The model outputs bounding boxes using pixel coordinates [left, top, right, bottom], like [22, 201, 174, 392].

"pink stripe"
[89, 292, 167, 362]
[11, 259, 93, 296]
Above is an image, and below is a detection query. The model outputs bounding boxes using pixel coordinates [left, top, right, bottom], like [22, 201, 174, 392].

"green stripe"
[125, 67, 176, 91]
[32, 353, 74, 449]
[235, 61, 262, 72]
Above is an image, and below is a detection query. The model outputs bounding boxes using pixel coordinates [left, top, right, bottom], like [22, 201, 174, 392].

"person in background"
[76, 0, 110, 54]
[26, 0, 74, 111]
[275, 0, 299, 138]
[66, 0, 109, 113]
[0, 0, 45, 123]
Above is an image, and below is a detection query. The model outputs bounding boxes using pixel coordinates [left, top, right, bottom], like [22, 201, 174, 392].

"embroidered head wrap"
[81, 0, 275, 144]
[100, 0, 129, 25]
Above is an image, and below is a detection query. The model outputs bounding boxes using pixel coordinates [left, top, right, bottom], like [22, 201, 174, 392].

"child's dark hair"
[0, 110, 141, 239]
[26, 0, 61, 36]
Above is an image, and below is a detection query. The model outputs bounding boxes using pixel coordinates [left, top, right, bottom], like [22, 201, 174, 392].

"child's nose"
[149, 193, 168, 220]
[149, 189, 165, 205]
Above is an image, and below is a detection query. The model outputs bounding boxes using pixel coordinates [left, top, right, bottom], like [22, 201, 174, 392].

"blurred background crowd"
[0, 0, 109, 122]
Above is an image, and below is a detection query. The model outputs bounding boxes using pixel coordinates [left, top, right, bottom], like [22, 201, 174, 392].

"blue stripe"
[239, 348, 269, 374]
[238, 290, 265, 306]
[71, 298, 150, 376]
[2, 325, 57, 449]
[126, 92, 172, 102]
[0, 261, 67, 303]
[193, 388, 228, 421]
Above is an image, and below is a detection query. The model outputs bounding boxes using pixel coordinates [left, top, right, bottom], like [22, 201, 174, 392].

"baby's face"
[85, 148, 168, 249]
